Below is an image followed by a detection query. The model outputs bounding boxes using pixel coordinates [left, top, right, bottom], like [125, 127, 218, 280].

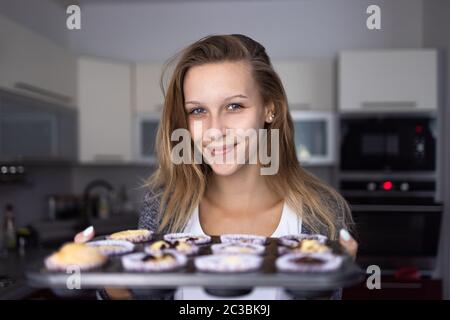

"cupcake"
[107, 229, 152, 243]
[145, 240, 198, 256]
[86, 240, 135, 256]
[276, 253, 343, 272]
[45, 243, 107, 271]
[121, 252, 187, 272]
[278, 234, 327, 248]
[195, 254, 263, 273]
[211, 243, 265, 255]
[278, 239, 331, 255]
[220, 234, 267, 245]
[163, 233, 211, 245]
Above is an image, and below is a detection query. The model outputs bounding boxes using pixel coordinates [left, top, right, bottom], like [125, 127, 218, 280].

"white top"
[175, 202, 302, 300]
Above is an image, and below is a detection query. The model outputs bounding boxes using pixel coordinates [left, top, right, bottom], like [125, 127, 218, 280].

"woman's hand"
[74, 225, 95, 243]
[339, 229, 358, 260]
[73, 226, 132, 300]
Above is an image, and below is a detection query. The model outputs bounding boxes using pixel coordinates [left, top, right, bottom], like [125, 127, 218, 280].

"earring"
[269, 113, 275, 122]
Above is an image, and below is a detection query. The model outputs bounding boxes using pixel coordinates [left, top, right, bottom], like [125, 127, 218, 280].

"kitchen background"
[0, 0, 449, 299]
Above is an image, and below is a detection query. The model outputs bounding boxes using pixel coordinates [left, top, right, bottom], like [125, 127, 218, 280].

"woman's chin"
[209, 163, 242, 176]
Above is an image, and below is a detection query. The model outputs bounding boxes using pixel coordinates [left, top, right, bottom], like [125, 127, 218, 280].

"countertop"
[0, 248, 51, 299]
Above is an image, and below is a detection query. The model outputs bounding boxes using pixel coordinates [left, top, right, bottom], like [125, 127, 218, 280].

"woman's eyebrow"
[185, 94, 248, 105]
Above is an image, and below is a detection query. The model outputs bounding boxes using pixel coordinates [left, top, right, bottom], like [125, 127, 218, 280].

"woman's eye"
[226, 103, 242, 111]
[189, 107, 206, 115]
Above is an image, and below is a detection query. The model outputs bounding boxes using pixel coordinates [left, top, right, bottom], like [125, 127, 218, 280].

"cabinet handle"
[361, 101, 417, 109]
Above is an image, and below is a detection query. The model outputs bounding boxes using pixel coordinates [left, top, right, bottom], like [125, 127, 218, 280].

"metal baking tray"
[26, 235, 364, 298]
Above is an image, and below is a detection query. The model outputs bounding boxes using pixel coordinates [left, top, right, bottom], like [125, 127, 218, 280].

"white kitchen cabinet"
[339, 49, 437, 113]
[78, 57, 133, 163]
[135, 63, 165, 113]
[0, 14, 77, 107]
[272, 60, 335, 111]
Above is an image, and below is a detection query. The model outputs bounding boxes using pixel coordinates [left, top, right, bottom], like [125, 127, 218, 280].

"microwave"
[340, 114, 437, 171]
[291, 111, 336, 165]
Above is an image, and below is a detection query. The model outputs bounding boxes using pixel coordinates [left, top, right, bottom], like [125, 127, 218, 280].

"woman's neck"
[205, 165, 281, 215]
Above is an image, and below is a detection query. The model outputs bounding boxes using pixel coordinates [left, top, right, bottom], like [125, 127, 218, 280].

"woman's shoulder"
[138, 187, 163, 232]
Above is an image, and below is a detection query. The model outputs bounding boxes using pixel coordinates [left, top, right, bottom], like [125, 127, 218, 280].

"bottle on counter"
[3, 204, 17, 250]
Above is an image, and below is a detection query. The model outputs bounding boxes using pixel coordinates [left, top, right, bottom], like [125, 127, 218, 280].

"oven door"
[351, 204, 442, 271]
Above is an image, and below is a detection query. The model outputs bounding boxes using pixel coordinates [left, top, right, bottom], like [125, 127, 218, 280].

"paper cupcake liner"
[211, 243, 265, 255]
[145, 242, 199, 256]
[220, 234, 267, 245]
[277, 245, 332, 256]
[86, 240, 135, 256]
[107, 230, 153, 243]
[121, 252, 187, 272]
[44, 255, 107, 272]
[195, 254, 263, 273]
[276, 253, 343, 273]
[163, 233, 211, 245]
[278, 234, 328, 248]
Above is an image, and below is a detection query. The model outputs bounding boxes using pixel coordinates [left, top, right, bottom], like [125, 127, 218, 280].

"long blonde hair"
[146, 34, 353, 239]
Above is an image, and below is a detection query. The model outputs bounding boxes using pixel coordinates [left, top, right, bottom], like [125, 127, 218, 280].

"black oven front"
[340, 115, 437, 171]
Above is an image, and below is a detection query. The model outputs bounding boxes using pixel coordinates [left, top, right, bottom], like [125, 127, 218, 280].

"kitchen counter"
[0, 248, 51, 300]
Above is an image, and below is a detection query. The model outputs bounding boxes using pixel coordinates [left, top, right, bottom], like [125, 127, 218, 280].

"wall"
[422, 0, 450, 300]
[69, 0, 424, 62]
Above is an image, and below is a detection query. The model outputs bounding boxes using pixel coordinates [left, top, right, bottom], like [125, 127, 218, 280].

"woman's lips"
[208, 143, 238, 157]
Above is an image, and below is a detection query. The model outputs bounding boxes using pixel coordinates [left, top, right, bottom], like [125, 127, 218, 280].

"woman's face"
[183, 61, 273, 176]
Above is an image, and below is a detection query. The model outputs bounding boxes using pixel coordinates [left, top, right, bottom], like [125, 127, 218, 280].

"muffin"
[211, 243, 265, 255]
[164, 233, 211, 245]
[86, 240, 135, 256]
[278, 234, 327, 248]
[107, 229, 152, 243]
[145, 240, 198, 256]
[195, 254, 263, 273]
[45, 243, 107, 271]
[278, 239, 331, 255]
[220, 234, 267, 245]
[121, 252, 187, 272]
[276, 253, 343, 272]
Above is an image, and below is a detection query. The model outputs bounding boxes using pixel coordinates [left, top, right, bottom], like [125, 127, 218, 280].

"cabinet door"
[78, 57, 132, 163]
[339, 50, 437, 112]
[273, 60, 334, 111]
[135, 63, 165, 113]
[0, 14, 77, 105]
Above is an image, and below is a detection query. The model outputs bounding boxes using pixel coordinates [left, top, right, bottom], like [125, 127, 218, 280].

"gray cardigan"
[138, 188, 349, 237]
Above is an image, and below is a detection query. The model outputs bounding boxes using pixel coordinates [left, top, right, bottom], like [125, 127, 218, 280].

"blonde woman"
[76, 34, 358, 299]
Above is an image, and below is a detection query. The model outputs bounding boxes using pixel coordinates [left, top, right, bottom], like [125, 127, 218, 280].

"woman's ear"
[265, 103, 276, 123]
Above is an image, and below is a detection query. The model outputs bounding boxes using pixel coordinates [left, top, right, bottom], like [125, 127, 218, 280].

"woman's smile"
[207, 142, 238, 157]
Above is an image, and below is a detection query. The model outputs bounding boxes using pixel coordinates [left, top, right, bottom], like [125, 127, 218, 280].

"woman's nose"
[206, 115, 227, 140]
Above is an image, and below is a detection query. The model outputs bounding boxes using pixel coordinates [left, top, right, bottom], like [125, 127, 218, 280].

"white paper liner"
[44, 254, 107, 272]
[220, 234, 267, 245]
[121, 252, 187, 272]
[86, 240, 135, 256]
[211, 243, 265, 255]
[195, 254, 263, 273]
[163, 233, 211, 245]
[144, 241, 199, 256]
[276, 253, 343, 273]
[278, 234, 328, 248]
[107, 229, 153, 243]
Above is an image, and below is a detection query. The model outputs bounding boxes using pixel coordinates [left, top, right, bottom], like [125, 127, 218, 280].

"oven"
[339, 114, 442, 274]
[340, 114, 437, 171]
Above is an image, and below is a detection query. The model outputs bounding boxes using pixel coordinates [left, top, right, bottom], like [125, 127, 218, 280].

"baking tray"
[26, 235, 364, 298]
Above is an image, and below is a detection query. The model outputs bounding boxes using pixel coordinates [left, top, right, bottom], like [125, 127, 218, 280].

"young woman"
[76, 34, 358, 299]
